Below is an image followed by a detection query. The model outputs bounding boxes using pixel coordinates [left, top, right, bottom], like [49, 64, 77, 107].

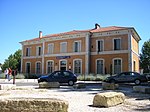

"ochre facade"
[20, 24, 141, 75]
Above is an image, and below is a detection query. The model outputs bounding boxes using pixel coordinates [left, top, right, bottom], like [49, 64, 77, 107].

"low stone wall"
[102, 82, 119, 90]
[73, 83, 86, 89]
[0, 98, 68, 112]
[133, 86, 150, 94]
[93, 92, 125, 107]
[0, 84, 16, 90]
[39, 82, 60, 88]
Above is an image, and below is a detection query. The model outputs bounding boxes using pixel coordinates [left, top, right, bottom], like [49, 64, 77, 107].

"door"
[60, 60, 67, 71]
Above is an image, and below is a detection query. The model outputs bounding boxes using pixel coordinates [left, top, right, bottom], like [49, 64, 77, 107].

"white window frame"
[46, 60, 54, 74]
[35, 61, 41, 74]
[59, 59, 67, 71]
[36, 46, 42, 56]
[73, 41, 81, 52]
[73, 59, 82, 74]
[25, 62, 31, 74]
[26, 47, 31, 57]
[60, 42, 67, 53]
[96, 58, 105, 74]
[113, 38, 121, 50]
[48, 43, 54, 54]
[96, 39, 104, 52]
[112, 58, 122, 74]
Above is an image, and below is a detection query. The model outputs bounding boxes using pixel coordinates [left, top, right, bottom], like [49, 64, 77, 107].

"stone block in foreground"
[0, 98, 68, 112]
[102, 82, 119, 90]
[73, 83, 86, 89]
[39, 82, 60, 88]
[133, 86, 150, 94]
[93, 92, 125, 107]
[0, 84, 16, 90]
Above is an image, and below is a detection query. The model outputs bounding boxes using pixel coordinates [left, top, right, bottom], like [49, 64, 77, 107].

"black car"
[38, 71, 77, 86]
[104, 72, 148, 85]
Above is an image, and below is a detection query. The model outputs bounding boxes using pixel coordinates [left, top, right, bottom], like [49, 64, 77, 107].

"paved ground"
[0, 79, 150, 112]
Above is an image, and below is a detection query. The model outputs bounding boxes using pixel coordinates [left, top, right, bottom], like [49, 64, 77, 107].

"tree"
[1, 49, 21, 72]
[140, 39, 150, 73]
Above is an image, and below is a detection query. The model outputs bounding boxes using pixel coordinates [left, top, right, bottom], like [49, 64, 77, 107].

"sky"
[0, 0, 150, 64]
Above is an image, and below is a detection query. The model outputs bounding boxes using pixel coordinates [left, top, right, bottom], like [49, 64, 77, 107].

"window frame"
[26, 47, 31, 57]
[35, 61, 41, 74]
[48, 43, 54, 54]
[60, 42, 67, 53]
[96, 39, 104, 52]
[113, 58, 122, 74]
[73, 41, 81, 52]
[46, 60, 54, 74]
[36, 46, 42, 56]
[113, 38, 121, 50]
[73, 59, 82, 74]
[96, 59, 105, 74]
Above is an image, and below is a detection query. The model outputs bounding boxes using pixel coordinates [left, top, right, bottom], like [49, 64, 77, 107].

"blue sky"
[0, 0, 150, 64]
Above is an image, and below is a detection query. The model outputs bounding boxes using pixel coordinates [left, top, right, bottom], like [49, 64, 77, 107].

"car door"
[51, 71, 62, 82]
[115, 72, 127, 82]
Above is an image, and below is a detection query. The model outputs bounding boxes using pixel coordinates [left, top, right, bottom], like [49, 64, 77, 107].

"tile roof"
[21, 26, 135, 43]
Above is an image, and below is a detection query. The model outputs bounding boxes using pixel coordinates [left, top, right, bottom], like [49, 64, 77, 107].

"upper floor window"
[97, 40, 104, 52]
[36, 46, 42, 56]
[74, 41, 81, 52]
[48, 43, 54, 54]
[60, 42, 67, 53]
[114, 38, 121, 50]
[26, 47, 31, 56]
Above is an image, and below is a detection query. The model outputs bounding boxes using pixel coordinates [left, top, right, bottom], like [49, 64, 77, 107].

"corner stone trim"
[0, 98, 68, 112]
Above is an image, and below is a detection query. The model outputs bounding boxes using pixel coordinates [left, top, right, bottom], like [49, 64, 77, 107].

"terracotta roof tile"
[21, 26, 133, 43]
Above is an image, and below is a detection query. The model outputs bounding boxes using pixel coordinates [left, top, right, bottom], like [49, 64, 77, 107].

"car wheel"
[110, 79, 115, 83]
[68, 80, 74, 86]
[135, 79, 141, 85]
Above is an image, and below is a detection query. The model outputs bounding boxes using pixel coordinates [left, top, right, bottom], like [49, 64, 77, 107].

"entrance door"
[60, 60, 67, 71]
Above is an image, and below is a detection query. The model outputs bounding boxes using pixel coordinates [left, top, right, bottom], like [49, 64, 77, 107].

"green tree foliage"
[1, 49, 21, 72]
[140, 39, 150, 73]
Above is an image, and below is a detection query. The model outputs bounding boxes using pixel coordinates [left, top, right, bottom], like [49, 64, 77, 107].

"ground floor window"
[96, 59, 104, 74]
[74, 59, 82, 74]
[26, 62, 31, 74]
[36, 62, 41, 74]
[113, 59, 122, 74]
[47, 61, 54, 74]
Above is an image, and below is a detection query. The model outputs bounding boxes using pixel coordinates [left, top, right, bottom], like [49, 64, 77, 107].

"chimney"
[39, 31, 42, 38]
[95, 23, 100, 29]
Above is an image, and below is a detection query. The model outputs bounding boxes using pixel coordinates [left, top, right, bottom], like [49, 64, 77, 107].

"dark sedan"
[38, 71, 77, 86]
[104, 72, 148, 85]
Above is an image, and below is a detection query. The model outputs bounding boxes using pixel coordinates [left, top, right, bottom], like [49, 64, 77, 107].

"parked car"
[38, 71, 77, 86]
[104, 72, 148, 85]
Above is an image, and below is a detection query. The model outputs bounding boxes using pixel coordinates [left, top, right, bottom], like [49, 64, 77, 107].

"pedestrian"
[8, 68, 12, 81]
[4, 68, 8, 80]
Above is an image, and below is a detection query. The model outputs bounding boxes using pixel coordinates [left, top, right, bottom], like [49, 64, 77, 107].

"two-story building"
[20, 24, 141, 75]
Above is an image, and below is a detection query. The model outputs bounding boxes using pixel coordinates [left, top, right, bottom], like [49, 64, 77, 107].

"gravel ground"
[0, 85, 150, 112]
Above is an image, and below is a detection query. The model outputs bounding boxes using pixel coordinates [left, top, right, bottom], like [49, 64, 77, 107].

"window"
[60, 42, 67, 53]
[114, 39, 121, 50]
[113, 59, 122, 74]
[97, 40, 104, 52]
[48, 43, 54, 54]
[26, 47, 31, 56]
[26, 62, 31, 74]
[36, 46, 42, 56]
[133, 61, 136, 72]
[47, 61, 54, 74]
[74, 60, 82, 74]
[36, 62, 41, 74]
[74, 41, 81, 52]
[96, 59, 104, 74]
